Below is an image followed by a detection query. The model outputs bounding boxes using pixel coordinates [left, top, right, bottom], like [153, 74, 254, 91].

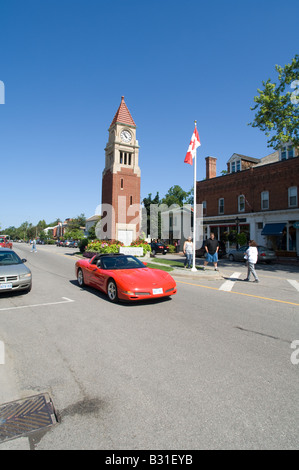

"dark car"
[68, 241, 78, 248]
[227, 245, 277, 263]
[150, 241, 168, 255]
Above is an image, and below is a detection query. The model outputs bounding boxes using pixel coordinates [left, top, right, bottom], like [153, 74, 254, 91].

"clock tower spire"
[101, 96, 141, 245]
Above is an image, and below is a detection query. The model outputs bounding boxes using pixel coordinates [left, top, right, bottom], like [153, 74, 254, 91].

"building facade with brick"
[196, 143, 299, 256]
[101, 97, 141, 245]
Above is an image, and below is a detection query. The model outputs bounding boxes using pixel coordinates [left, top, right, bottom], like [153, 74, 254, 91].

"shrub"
[79, 238, 89, 253]
[85, 239, 124, 254]
[130, 238, 151, 256]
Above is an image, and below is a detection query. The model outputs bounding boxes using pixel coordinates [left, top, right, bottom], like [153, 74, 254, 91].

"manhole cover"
[0, 393, 58, 443]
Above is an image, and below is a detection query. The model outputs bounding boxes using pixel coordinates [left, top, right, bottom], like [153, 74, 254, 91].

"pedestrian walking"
[243, 240, 259, 282]
[31, 238, 37, 253]
[203, 232, 219, 270]
[183, 237, 193, 268]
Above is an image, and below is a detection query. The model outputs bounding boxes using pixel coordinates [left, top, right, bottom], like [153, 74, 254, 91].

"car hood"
[113, 267, 174, 288]
[0, 263, 31, 276]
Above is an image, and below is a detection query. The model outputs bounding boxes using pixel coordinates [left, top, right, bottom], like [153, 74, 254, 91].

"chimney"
[205, 156, 217, 179]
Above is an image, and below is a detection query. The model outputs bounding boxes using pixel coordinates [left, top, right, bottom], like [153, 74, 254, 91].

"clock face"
[120, 130, 132, 143]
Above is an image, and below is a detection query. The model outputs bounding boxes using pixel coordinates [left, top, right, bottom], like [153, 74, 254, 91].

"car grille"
[0, 275, 18, 282]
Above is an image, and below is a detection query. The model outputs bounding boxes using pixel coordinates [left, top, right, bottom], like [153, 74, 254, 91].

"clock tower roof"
[110, 96, 136, 128]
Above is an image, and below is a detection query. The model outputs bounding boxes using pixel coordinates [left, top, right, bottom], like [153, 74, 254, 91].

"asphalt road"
[0, 244, 299, 450]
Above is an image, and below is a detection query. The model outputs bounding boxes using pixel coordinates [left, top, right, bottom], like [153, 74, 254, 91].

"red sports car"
[75, 253, 177, 302]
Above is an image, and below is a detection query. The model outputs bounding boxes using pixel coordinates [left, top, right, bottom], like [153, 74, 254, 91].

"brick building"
[101, 97, 141, 245]
[197, 143, 299, 256]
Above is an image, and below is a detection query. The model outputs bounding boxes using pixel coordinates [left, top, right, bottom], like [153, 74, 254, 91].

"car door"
[89, 258, 106, 292]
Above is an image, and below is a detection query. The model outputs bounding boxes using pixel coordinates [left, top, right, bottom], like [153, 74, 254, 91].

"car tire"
[77, 269, 85, 287]
[229, 254, 234, 261]
[107, 279, 118, 303]
[152, 249, 156, 256]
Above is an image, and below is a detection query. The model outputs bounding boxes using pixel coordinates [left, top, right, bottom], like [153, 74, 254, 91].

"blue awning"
[261, 223, 286, 236]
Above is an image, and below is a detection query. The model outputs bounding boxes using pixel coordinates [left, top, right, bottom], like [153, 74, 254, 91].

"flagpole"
[191, 120, 197, 272]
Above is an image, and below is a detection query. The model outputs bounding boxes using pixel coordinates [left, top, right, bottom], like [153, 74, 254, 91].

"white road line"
[0, 340, 4, 364]
[287, 279, 299, 292]
[0, 297, 74, 312]
[219, 272, 241, 292]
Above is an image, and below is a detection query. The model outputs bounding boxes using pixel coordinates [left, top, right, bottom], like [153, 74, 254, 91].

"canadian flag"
[184, 126, 201, 165]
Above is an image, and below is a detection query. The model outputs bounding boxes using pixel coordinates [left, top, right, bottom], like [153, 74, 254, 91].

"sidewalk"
[149, 253, 224, 280]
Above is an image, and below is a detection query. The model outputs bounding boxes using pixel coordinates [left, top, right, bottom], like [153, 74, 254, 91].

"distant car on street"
[0, 236, 13, 249]
[0, 247, 32, 293]
[150, 241, 168, 255]
[227, 245, 277, 263]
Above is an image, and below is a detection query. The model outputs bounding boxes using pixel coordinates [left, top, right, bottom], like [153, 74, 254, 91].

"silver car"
[228, 245, 277, 263]
[0, 248, 32, 293]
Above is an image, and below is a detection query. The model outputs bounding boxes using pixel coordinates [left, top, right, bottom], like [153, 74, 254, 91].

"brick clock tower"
[101, 96, 141, 245]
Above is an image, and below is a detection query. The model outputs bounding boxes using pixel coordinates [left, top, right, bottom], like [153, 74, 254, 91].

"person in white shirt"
[183, 237, 193, 268]
[244, 240, 259, 282]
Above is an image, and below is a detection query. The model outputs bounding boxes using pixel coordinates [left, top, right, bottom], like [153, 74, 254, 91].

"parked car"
[68, 241, 78, 248]
[150, 241, 168, 255]
[0, 236, 13, 249]
[227, 245, 277, 263]
[0, 248, 32, 293]
[75, 253, 177, 303]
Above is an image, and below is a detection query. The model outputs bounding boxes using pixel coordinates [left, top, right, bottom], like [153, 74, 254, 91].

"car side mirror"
[21, 258, 27, 263]
[143, 262, 147, 266]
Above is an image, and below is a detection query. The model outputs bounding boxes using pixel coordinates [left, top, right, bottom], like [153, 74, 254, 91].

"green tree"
[161, 185, 189, 207]
[249, 55, 299, 149]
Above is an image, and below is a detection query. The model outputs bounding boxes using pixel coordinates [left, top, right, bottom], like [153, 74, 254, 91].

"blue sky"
[0, 0, 298, 229]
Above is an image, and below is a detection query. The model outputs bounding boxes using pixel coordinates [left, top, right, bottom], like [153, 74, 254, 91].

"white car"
[0, 248, 32, 293]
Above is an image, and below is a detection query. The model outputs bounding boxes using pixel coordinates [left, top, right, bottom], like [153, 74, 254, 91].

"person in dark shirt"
[203, 232, 219, 271]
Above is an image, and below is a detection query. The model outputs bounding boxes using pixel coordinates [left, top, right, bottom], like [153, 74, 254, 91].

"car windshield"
[100, 255, 146, 270]
[0, 251, 23, 265]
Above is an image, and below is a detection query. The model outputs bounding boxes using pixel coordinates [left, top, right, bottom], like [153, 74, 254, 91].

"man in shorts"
[203, 232, 219, 271]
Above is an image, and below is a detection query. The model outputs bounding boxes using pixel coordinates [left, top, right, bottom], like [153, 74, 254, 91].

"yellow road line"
[176, 280, 299, 306]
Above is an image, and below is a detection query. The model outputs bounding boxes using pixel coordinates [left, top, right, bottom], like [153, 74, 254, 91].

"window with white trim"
[280, 144, 295, 160]
[218, 198, 224, 214]
[261, 191, 269, 210]
[288, 186, 297, 207]
[238, 195, 245, 212]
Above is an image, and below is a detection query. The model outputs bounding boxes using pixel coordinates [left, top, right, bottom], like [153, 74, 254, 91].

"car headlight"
[20, 273, 32, 279]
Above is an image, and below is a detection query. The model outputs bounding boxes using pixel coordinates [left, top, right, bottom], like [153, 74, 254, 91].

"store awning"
[261, 223, 286, 236]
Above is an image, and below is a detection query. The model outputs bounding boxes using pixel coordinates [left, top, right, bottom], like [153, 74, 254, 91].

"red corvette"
[75, 253, 177, 302]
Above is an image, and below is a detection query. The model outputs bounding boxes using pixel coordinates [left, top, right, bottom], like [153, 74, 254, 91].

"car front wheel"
[229, 254, 234, 261]
[77, 268, 85, 287]
[107, 279, 118, 303]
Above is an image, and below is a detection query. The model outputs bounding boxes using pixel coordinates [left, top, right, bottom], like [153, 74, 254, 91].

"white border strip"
[219, 272, 241, 292]
[0, 297, 74, 312]
[287, 279, 299, 292]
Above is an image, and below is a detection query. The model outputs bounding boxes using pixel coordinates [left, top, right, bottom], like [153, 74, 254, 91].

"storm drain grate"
[0, 393, 58, 443]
